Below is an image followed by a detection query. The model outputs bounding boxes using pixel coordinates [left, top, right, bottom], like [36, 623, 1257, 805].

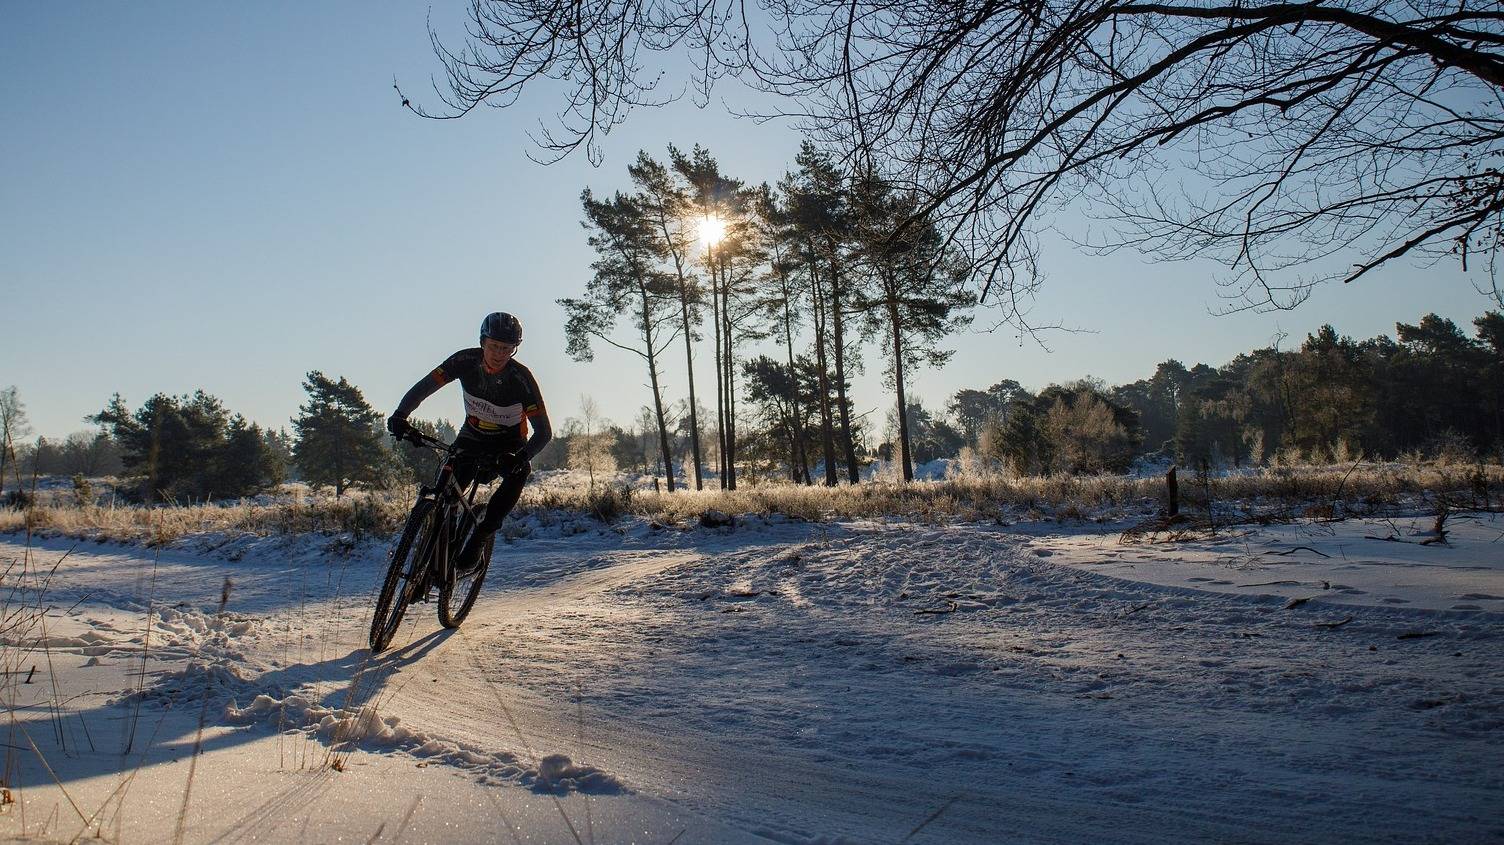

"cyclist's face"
[481, 337, 518, 371]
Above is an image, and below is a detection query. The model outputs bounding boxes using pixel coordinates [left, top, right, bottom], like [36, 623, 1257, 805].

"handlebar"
[394, 428, 451, 451]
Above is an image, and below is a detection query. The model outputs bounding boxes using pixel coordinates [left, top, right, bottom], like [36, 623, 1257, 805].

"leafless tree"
[0, 386, 30, 493]
[402, 0, 1504, 314]
[566, 394, 617, 489]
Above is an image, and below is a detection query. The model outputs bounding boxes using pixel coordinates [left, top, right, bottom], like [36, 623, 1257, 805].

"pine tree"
[671, 144, 766, 490]
[950, 380, 1033, 448]
[562, 188, 681, 491]
[754, 185, 815, 484]
[630, 150, 708, 489]
[262, 428, 296, 480]
[848, 171, 975, 481]
[291, 372, 389, 498]
[212, 416, 283, 497]
[742, 355, 808, 482]
[780, 143, 865, 484]
[1476, 312, 1504, 453]
[91, 391, 277, 501]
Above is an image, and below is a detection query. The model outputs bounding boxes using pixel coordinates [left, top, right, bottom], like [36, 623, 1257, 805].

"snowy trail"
[342, 521, 1502, 842]
[0, 516, 1500, 843]
[361, 548, 1190, 844]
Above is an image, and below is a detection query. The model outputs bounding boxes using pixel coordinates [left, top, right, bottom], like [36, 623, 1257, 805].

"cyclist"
[386, 312, 551, 574]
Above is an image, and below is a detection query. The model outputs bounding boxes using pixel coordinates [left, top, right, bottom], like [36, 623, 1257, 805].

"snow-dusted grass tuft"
[2, 461, 1499, 544]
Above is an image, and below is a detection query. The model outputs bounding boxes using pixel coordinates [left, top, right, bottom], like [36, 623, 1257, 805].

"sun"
[697, 214, 727, 248]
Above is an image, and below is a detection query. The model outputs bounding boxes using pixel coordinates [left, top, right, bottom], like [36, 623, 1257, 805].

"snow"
[0, 508, 1499, 843]
[1032, 513, 1504, 612]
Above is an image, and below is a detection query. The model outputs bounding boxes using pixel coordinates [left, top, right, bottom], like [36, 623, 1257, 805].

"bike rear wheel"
[437, 533, 492, 629]
[370, 498, 437, 652]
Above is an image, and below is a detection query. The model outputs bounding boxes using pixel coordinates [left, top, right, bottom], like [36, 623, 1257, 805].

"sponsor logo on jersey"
[463, 391, 525, 429]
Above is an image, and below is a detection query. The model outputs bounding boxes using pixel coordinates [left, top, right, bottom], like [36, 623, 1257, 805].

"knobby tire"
[369, 498, 436, 652]
[438, 533, 492, 629]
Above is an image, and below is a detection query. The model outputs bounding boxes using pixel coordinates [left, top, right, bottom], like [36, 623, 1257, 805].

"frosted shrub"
[585, 484, 633, 523]
[1332, 438, 1362, 465]
[1042, 395, 1135, 474]
[1428, 430, 1476, 467]
[953, 446, 1002, 479]
[1272, 445, 1305, 469]
[567, 431, 618, 489]
[3, 463, 1501, 540]
[1241, 428, 1266, 466]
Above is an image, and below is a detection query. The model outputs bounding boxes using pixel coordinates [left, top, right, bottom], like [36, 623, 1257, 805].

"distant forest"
[945, 312, 1504, 476]
[1, 310, 1498, 503]
[589, 310, 1504, 480]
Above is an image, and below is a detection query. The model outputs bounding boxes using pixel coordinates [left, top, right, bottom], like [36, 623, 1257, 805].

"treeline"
[942, 312, 1504, 474]
[3, 314, 1496, 502]
[560, 140, 1504, 484]
[543, 309, 1504, 481]
[562, 141, 973, 488]
[0, 375, 465, 504]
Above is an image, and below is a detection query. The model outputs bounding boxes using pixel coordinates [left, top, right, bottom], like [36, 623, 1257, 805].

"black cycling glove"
[501, 450, 531, 476]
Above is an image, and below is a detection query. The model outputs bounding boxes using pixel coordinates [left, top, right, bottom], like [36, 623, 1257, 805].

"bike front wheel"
[438, 533, 492, 629]
[370, 498, 437, 652]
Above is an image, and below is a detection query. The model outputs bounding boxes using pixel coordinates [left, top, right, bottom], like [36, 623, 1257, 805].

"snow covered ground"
[0, 509, 1499, 843]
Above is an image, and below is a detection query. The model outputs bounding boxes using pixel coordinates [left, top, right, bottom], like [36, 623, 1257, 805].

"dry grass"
[616, 460, 1501, 524]
[1, 461, 1499, 544]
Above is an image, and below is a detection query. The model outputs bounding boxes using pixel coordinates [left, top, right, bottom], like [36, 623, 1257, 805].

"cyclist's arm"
[521, 412, 551, 461]
[520, 366, 551, 461]
[392, 376, 442, 421]
[392, 357, 461, 421]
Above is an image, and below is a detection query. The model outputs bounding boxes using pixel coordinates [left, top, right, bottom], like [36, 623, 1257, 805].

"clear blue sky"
[3, 3, 1497, 443]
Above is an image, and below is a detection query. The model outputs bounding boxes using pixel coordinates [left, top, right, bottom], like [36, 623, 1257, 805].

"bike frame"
[402, 430, 490, 593]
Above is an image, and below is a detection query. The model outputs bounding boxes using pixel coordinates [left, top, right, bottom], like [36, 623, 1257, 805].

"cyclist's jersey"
[396, 349, 547, 446]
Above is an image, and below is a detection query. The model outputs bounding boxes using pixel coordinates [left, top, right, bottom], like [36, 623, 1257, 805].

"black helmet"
[480, 312, 523, 344]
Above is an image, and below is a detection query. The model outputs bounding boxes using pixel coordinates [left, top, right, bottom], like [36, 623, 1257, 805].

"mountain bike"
[368, 430, 497, 652]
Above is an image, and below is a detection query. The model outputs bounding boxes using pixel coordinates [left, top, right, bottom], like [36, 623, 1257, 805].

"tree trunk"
[828, 254, 860, 484]
[679, 289, 704, 490]
[721, 258, 737, 490]
[782, 401, 801, 482]
[710, 249, 727, 489]
[660, 216, 705, 491]
[778, 272, 813, 485]
[807, 240, 838, 486]
[888, 292, 914, 482]
[640, 282, 677, 492]
[649, 369, 675, 494]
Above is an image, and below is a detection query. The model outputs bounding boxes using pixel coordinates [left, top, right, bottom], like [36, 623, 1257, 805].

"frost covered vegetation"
[4, 459, 1500, 546]
[4, 309, 1503, 514]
